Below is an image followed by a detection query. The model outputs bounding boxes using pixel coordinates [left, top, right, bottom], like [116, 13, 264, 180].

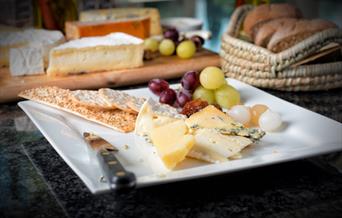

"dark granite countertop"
[0, 87, 342, 218]
[1, 1, 342, 217]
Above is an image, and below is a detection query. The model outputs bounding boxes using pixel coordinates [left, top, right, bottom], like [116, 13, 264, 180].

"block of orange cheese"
[80, 8, 162, 36]
[65, 17, 150, 40]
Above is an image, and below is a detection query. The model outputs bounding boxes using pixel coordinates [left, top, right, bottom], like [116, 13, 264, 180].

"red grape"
[181, 71, 200, 91]
[190, 35, 205, 49]
[159, 88, 176, 105]
[148, 79, 169, 96]
[163, 28, 179, 42]
[176, 89, 192, 107]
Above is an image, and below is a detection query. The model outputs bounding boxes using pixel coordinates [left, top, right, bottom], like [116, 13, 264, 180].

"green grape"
[176, 40, 196, 59]
[159, 39, 175, 56]
[199, 66, 225, 90]
[144, 38, 159, 52]
[214, 84, 240, 109]
[193, 85, 215, 104]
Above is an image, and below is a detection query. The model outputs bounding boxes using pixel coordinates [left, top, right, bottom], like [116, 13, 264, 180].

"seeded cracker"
[99, 88, 139, 114]
[69, 90, 114, 109]
[18, 86, 136, 132]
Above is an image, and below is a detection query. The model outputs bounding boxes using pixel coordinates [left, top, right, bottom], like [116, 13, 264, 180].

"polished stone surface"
[1, 88, 342, 218]
[1, 0, 342, 216]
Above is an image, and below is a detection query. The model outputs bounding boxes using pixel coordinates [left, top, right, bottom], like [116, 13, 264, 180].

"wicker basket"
[220, 5, 342, 91]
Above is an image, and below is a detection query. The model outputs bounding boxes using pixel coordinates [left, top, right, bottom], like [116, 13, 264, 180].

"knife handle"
[97, 150, 136, 191]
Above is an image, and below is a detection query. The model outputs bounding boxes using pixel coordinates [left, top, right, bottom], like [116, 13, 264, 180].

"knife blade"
[83, 132, 136, 191]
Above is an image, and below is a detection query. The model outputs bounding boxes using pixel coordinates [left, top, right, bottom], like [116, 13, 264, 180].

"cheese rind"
[47, 33, 144, 76]
[65, 17, 150, 40]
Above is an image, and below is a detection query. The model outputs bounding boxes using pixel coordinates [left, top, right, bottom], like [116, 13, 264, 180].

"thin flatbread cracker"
[69, 90, 114, 109]
[126, 96, 146, 112]
[99, 88, 138, 114]
[18, 87, 136, 132]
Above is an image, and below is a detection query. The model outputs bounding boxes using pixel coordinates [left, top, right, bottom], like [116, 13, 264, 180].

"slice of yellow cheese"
[185, 105, 235, 130]
[150, 120, 194, 169]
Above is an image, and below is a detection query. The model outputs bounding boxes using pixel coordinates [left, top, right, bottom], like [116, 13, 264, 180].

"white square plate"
[18, 79, 342, 194]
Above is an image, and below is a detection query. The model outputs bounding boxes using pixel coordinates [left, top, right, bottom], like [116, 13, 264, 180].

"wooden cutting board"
[0, 49, 220, 103]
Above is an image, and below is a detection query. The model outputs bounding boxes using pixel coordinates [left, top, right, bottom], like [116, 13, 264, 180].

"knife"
[83, 132, 136, 191]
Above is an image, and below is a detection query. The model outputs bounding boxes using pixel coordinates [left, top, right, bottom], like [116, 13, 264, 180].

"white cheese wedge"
[150, 120, 195, 169]
[135, 98, 184, 137]
[188, 128, 252, 163]
[9, 46, 44, 76]
[46, 32, 144, 76]
[0, 28, 65, 67]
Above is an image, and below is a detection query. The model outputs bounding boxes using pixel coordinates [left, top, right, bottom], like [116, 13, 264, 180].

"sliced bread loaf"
[254, 18, 298, 47]
[267, 19, 337, 53]
[243, 3, 302, 39]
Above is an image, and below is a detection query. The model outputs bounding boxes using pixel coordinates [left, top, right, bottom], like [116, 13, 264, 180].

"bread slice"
[69, 90, 113, 109]
[99, 88, 141, 113]
[18, 87, 137, 132]
[243, 3, 302, 39]
[254, 18, 297, 47]
[267, 19, 337, 53]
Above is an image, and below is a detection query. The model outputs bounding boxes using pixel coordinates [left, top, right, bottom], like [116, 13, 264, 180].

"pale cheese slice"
[135, 98, 181, 137]
[188, 128, 253, 163]
[185, 105, 236, 130]
[150, 120, 195, 169]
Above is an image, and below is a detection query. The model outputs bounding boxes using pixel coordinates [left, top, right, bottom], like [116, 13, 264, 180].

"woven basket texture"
[220, 5, 342, 91]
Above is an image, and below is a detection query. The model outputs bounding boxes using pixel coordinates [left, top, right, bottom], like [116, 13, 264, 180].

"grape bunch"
[191, 66, 241, 109]
[147, 66, 283, 131]
[144, 27, 205, 60]
[148, 70, 200, 107]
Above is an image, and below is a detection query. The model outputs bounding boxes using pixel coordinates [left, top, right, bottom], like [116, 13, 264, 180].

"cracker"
[99, 88, 138, 114]
[19, 87, 136, 132]
[125, 95, 146, 112]
[69, 90, 114, 109]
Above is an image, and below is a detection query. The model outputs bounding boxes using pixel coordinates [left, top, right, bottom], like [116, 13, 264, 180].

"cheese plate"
[18, 79, 342, 194]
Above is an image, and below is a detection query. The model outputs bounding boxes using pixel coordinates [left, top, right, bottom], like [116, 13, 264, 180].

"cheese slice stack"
[47, 32, 144, 76]
[135, 101, 264, 170]
[0, 29, 65, 76]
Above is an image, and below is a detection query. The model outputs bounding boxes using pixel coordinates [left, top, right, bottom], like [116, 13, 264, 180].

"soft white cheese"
[0, 28, 65, 67]
[54, 32, 143, 50]
[9, 46, 44, 76]
[47, 32, 144, 76]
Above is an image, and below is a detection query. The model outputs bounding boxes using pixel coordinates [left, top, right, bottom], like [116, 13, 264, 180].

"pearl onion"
[228, 105, 251, 124]
[258, 109, 282, 132]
